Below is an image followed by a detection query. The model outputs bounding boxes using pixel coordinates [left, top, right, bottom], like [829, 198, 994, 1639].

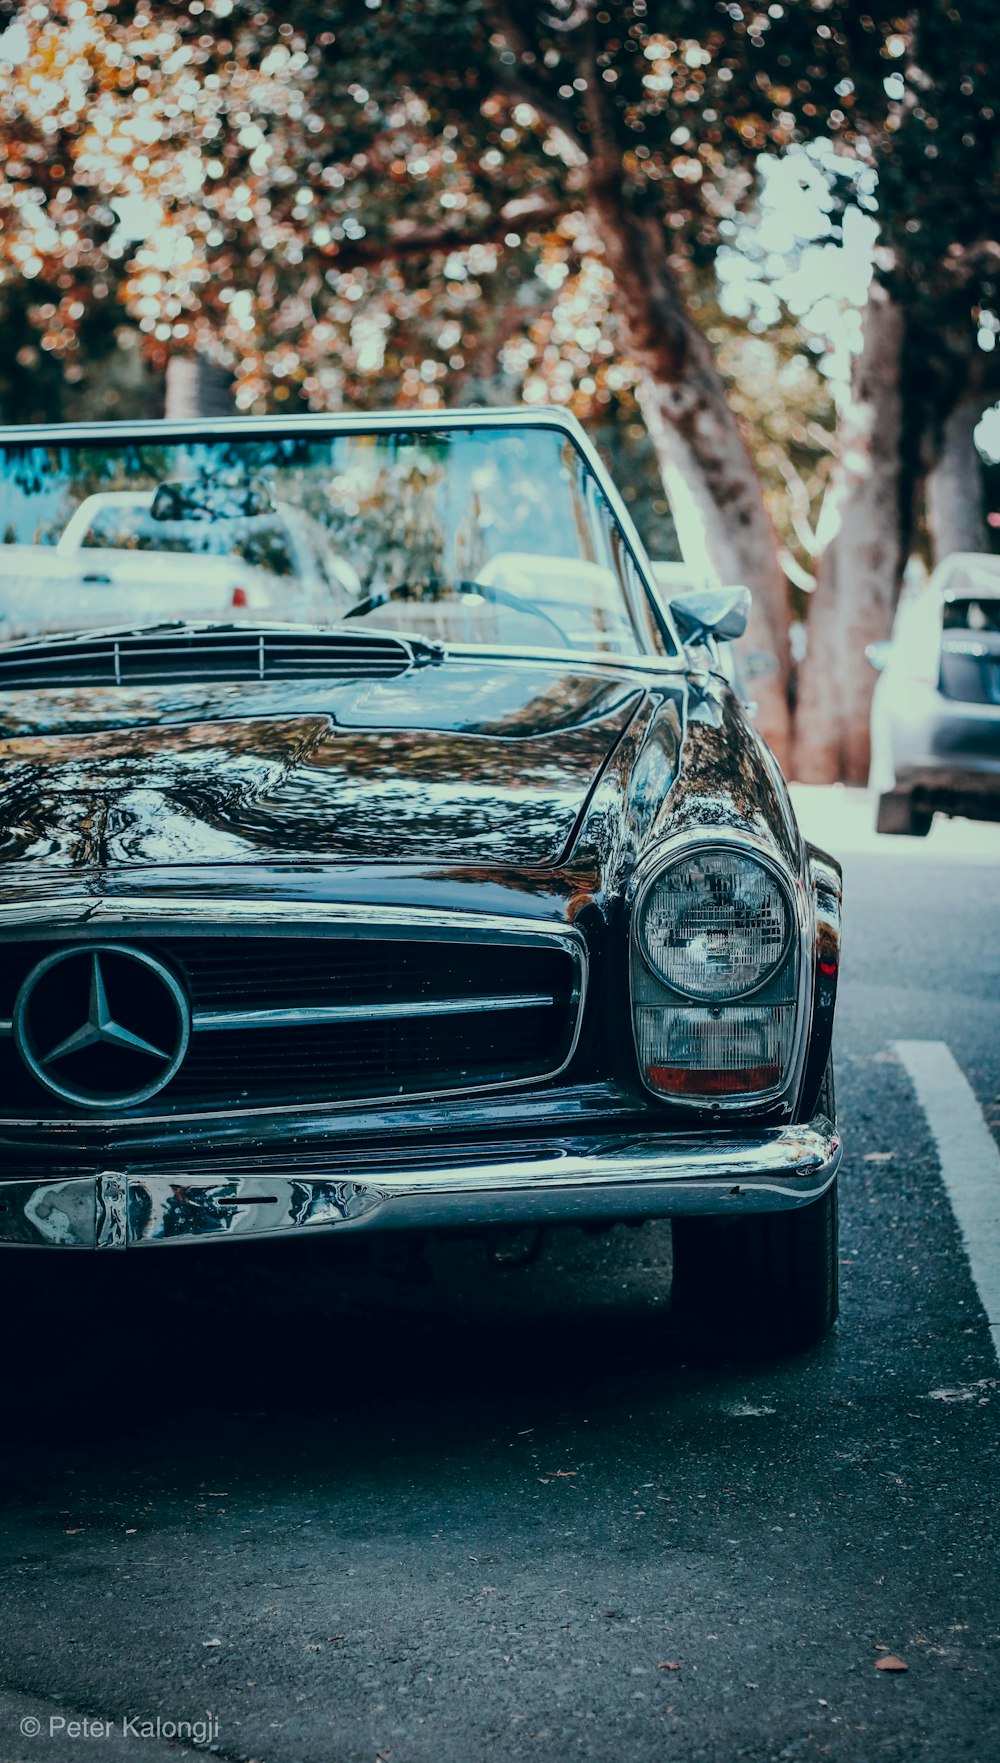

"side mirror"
[668, 583, 752, 645]
[865, 640, 893, 673]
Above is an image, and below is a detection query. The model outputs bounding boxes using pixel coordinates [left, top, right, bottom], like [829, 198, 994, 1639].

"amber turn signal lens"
[633, 1001, 795, 1101]
[646, 1063, 781, 1096]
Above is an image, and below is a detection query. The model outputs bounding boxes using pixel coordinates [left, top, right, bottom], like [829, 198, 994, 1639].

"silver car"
[870, 552, 1000, 835]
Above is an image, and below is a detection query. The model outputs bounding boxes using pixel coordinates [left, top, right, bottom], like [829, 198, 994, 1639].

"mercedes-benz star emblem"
[13, 944, 191, 1109]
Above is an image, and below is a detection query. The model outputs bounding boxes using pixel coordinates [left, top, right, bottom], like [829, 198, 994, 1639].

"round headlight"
[637, 848, 792, 1001]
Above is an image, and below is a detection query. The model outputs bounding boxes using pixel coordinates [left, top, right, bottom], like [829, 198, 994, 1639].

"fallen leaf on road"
[658, 1662, 682, 1671]
[64, 1529, 84, 1535]
[202, 1638, 222, 1648]
[864, 1152, 895, 1163]
[925, 1379, 997, 1402]
[875, 1655, 908, 1672]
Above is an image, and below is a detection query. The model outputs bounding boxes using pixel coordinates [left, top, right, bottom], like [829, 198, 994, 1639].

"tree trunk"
[585, 194, 793, 767]
[926, 389, 989, 561]
[634, 365, 792, 761]
[481, 23, 793, 760]
[793, 286, 911, 785]
[164, 353, 233, 420]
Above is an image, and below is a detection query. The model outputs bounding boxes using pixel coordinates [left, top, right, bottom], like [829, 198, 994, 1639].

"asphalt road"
[1, 788, 998, 1763]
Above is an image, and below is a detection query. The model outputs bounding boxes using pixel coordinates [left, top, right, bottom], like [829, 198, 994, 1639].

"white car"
[870, 552, 1000, 835]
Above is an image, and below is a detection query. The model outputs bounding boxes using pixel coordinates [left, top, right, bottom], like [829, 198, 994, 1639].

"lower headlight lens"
[634, 1003, 795, 1097]
[637, 849, 791, 1000]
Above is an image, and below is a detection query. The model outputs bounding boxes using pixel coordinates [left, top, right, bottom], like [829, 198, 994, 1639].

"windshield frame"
[0, 406, 684, 666]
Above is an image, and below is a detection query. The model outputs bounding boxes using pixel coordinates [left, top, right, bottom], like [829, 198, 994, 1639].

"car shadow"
[1, 1222, 837, 1464]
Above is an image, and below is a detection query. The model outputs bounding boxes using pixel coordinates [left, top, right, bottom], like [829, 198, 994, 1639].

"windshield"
[0, 425, 664, 656]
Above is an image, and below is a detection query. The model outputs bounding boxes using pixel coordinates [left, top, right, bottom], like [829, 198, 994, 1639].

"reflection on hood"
[0, 666, 643, 870]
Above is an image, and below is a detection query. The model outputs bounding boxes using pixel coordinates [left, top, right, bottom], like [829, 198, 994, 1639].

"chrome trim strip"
[191, 994, 555, 1033]
[626, 828, 813, 1116]
[0, 899, 588, 1124]
[0, 895, 576, 942]
[0, 1114, 840, 1247]
[0, 407, 600, 445]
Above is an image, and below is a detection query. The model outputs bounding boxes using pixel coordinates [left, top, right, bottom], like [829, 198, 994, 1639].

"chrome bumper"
[0, 1116, 840, 1249]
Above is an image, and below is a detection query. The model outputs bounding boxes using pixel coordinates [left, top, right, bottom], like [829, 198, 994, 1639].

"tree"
[38, 3, 1000, 785]
[926, 381, 992, 559]
[279, 0, 896, 763]
[2, 0, 909, 770]
[795, 0, 1000, 782]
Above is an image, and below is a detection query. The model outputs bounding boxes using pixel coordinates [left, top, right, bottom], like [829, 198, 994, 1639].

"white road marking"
[894, 1040, 1000, 1364]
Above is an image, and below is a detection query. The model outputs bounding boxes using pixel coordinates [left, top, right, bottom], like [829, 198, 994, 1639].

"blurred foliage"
[0, 1, 901, 406]
[0, 1, 996, 575]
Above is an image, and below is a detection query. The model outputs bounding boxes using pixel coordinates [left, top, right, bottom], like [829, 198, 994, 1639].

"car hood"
[0, 660, 646, 871]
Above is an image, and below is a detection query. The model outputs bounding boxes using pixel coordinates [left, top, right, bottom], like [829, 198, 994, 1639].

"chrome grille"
[0, 931, 581, 1117]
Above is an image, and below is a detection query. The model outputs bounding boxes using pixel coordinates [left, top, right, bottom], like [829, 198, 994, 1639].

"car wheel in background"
[876, 791, 933, 837]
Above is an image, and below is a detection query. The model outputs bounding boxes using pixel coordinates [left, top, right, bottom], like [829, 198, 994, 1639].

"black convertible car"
[0, 409, 841, 1351]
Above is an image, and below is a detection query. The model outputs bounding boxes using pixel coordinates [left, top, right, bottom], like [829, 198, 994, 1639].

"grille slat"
[0, 628, 436, 690]
[0, 933, 578, 1117]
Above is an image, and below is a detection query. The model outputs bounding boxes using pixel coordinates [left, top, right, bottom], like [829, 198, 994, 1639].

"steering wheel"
[344, 577, 573, 646]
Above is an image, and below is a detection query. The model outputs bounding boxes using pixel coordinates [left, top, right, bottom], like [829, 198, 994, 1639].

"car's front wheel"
[670, 1178, 839, 1355]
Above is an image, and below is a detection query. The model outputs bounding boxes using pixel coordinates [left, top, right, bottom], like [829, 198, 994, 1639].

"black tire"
[671, 1081, 839, 1357]
[876, 791, 932, 837]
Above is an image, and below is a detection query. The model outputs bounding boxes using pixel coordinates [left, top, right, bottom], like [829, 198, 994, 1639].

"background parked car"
[0, 487, 360, 641]
[869, 552, 1000, 835]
